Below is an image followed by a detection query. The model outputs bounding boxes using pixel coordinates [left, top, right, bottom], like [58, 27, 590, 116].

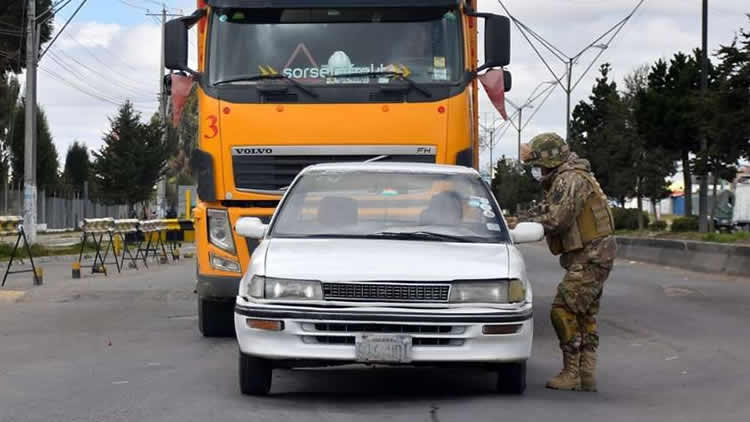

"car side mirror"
[236, 217, 268, 239]
[510, 222, 544, 244]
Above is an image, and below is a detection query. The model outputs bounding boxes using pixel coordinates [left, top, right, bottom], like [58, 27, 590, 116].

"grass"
[616, 230, 750, 244]
[0, 241, 100, 261]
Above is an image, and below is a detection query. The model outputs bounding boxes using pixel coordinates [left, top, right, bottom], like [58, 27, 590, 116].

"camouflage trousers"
[550, 237, 615, 353]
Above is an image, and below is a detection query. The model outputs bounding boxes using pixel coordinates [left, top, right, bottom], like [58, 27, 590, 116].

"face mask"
[531, 167, 543, 181]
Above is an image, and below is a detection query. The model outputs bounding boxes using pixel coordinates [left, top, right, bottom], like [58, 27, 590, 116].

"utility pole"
[23, 0, 37, 244]
[698, 0, 709, 232]
[147, 4, 180, 218]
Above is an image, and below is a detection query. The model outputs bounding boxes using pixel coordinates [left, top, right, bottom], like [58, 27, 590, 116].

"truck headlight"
[450, 279, 526, 303]
[207, 209, 235, 254]
[249, 275, 323, 300]
[209, 253, 240, 273]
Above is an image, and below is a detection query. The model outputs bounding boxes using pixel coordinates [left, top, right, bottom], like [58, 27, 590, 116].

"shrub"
[612, 207, 650, 230]
[671, 216, 699, 232]
[649, 220, 668, 231]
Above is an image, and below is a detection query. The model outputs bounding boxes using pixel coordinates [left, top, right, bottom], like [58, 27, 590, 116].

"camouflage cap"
[523, 132, 570, 168]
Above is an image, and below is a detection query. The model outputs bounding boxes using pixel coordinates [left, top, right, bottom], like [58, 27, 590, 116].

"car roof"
[302, 162, 481, 176]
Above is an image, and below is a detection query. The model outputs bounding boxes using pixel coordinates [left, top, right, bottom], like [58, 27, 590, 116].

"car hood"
[263, 239, 512, 282]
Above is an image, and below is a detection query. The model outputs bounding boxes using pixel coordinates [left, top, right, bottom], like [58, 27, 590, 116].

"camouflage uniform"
[522, 133, 616, 392]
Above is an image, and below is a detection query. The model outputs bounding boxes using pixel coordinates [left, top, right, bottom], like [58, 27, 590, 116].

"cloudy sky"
[29, 0, 750, 170]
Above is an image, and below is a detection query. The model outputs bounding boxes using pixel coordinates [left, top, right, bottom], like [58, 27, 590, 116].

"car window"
[270, 170, 510, 243]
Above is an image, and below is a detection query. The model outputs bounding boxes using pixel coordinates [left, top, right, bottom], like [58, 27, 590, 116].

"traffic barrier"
[78, 218, 120, 275]
[1, 216, 41, 286]
[136, 220, 169, 266]
[113, 219, 140, 270]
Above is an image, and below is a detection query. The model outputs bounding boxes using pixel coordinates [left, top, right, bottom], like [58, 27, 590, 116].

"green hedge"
[671, 216, 699, 232]
[649, 220, 668, 231]
[612, 207, 650, 230]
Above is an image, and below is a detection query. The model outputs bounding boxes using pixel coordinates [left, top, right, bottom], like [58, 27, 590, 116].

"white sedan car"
[234, 162, 543, 395]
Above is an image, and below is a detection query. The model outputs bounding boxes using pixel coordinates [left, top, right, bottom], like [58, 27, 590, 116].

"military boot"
[578, 346, 597, 392]
[545, 350, 580, 391]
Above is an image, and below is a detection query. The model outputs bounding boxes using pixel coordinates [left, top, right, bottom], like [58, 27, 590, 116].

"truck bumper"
[197, 273, 241, 301]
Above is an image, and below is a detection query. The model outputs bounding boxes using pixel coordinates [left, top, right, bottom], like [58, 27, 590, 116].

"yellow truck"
[164, 0, 511, 336]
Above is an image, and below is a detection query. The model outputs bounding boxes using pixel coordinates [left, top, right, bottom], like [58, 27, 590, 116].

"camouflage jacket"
[528, 153, 616, 266]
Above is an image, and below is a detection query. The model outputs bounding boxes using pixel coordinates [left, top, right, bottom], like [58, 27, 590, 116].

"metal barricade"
[136, 220, 169, 266]
[113, 219, 140, 270]
[1, 216, 41, 286]
[78, 218, 119, 275]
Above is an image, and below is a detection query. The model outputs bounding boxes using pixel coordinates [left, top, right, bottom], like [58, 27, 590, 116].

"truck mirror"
[482, 14, 511, 69]
[165, 18, 193, 74]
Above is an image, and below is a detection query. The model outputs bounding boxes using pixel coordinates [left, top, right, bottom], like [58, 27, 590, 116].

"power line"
[496, 0, 646, 137]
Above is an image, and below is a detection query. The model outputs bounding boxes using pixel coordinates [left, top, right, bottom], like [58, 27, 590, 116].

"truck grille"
[232, 153, 436, 192]
[322, 282, 450, 303]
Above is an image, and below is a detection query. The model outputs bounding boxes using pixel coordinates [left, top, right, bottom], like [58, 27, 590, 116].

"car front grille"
[302, 336, 463, 347]
[322, 282, 450, 303]
[313, 323, 456, 334]
[232, 153, 435, 192]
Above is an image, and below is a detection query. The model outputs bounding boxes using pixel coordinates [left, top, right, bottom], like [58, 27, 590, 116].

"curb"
[616, 236, 750, 277]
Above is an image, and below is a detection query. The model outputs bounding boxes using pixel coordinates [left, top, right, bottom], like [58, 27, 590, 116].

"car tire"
[239, 351, 272, 396]
[197, 297, 234, 337]
[496, 361, 527, 395]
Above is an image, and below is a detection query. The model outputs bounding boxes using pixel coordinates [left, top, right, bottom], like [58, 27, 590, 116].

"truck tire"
[197, 297, 234, 337]
[239, 352, 272, 395]
[496, 361, 527, 395]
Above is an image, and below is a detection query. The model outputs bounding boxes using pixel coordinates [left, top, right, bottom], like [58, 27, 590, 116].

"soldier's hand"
[506, 216, 519, 229]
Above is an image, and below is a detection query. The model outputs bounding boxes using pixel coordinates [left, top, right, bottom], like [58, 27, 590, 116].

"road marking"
[112, 380, 129, 385]
[665, 356, 679, 361]
[0, 290, 27, 303]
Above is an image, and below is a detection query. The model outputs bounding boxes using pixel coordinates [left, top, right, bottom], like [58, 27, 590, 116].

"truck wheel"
[496, 361, 527, 395]
[197, 297, 234, 337]
[239, 352, 272, 395]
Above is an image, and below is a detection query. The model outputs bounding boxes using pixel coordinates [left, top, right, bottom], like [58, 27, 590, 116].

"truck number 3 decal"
[204, 115, 218, 139]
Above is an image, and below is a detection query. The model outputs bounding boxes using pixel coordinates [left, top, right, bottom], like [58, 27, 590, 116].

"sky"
[25, 0, 750, 170]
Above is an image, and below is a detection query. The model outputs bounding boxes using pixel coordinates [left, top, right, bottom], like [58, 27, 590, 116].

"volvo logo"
[234, 147, 273, 155]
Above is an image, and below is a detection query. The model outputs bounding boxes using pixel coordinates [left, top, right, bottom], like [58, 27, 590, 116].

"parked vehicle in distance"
[733, 183, 750, 231]
[234, 163, 544, 396]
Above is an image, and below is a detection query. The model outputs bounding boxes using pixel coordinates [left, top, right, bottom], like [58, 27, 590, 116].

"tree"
[61, 141, 89, 193]
[490, 156, 542, 215]
[569, 63, 638, 206]
[9, 100, 58, 191]
[0, 0, 54, 74]
[637, 53, 703, 217]
[92, 101, 170, 207]
[0, 76, 20, 186]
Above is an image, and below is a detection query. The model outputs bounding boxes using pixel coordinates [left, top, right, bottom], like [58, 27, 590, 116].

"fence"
[0, 186, 129, 231]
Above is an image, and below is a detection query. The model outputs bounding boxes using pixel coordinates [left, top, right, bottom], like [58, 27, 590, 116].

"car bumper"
[234, 303, 533, 365]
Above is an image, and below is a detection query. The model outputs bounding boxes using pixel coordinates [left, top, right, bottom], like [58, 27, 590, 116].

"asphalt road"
[1, 244, 749, 422]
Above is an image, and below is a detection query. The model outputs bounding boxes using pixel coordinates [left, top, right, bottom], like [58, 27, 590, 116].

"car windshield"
[269, 170, 510, 243]
[208, 7, 462, 85]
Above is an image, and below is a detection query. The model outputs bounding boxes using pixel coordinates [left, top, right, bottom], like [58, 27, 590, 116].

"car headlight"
[248, 275, 323, 300]
[450, 279, 526, 303]
[209, 253, 240, 273]
[207, 209, 235, 254]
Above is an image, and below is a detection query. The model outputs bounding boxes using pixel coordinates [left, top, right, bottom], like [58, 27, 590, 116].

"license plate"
[355, 335, 412, 363]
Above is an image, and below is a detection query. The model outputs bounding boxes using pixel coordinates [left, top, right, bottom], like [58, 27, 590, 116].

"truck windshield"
[208, 7, 462, 86]
[270, 170, 510, 243]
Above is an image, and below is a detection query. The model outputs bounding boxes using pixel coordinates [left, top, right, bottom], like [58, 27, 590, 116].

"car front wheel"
[496, 361, 527, 394]
[239, 352, 272, 396]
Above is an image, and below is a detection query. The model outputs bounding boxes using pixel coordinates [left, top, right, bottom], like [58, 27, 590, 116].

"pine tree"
[62, 141, 90, 193]
[490, 156, 542, 215]
[92, 101, 169, 206]
[10, 100, 59, 191]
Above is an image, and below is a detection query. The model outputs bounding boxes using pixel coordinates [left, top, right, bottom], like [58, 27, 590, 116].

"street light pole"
[517, 107, 523, 162]
[698, 0, 709, 232]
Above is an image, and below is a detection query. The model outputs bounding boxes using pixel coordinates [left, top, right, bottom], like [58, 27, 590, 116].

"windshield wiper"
[329, 71, 432, 98]
[373, 231, 472, 243]
[214, 74, 318, 98]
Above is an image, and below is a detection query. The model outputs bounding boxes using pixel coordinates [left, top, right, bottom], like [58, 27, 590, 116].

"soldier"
[518, 132, 616, 392]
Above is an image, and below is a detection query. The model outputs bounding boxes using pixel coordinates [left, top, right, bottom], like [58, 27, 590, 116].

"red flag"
[479, 69, 508, 120]
[170, 74, 194, 127]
